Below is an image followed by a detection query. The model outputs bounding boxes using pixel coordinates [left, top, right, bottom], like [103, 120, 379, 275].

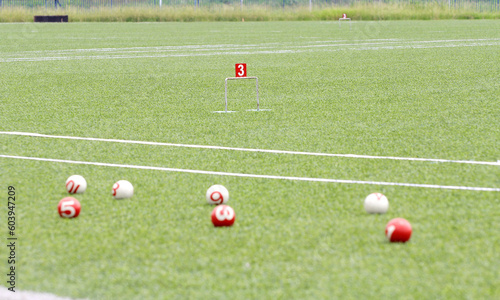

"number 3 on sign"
[235, 63, 247, 77]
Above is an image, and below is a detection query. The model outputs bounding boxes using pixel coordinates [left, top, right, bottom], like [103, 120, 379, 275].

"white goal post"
[226, 76, 259, 112]
[339, 16, 351, 29]
[213, 76, 271, 113]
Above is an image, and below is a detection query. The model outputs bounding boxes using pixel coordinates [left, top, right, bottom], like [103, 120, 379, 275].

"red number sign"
[235, 63, 247, 77]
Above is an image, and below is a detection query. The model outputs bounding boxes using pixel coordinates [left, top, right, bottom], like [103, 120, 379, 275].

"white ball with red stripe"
[364, 192, 389, 214]
[206, 184, 229, 205]
[112, 180, 134, 200]
[65, 175, 87, 194]
[342, 13, 347, 18]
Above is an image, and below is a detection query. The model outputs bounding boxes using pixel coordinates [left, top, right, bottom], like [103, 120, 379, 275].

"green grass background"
[0, 20, 499, 299]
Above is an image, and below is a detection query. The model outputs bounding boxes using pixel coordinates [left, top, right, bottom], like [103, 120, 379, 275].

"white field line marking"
[4, 38, 496, 55]
[2, 42, 497, 63]
[1, 131, 498, 166]
[0, 50, 299, 63]
[1, 39, 499, 63]
[0, 155, 498, 192]
[0, 286, 88, 300]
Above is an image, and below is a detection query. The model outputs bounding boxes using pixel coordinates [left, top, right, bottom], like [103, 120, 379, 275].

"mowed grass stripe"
[1, 131, 498, 166]
[1, 154, 499, 192]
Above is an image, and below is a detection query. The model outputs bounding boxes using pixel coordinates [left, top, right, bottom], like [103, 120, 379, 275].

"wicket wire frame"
[214, 76, 271, 113]
[339, 17, 351, 29]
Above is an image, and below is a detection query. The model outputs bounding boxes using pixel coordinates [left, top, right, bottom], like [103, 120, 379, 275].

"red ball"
[385, 218, 412, 242]
[58, 197, 81, 218]
[211, 205, 235, 227]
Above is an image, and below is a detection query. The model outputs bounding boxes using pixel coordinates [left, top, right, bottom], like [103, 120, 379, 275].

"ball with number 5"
[112, 180, 134, 200]
[206, 184, 229, 205]
[65, 175, 87, 194]
[58, 197, 81, 218]
[211, 205, 236, 227]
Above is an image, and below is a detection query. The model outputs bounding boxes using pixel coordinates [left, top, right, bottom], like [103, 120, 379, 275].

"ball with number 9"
[58, 197, 81, 218]
[211, 205, 235, 227]
[206, 184, 229, 205]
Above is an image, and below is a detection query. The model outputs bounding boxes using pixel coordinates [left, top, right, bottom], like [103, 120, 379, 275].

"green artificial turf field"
[0, 20, 499, 299]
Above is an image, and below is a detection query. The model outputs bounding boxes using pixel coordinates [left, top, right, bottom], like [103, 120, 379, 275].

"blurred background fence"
[0, 0, 498, 11]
